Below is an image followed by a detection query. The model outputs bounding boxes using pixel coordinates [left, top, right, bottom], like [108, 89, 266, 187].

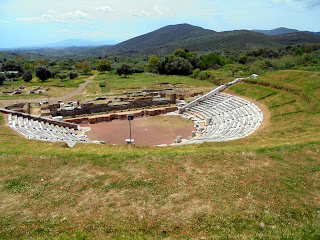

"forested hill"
[105, 24, 215, 54]
[66, 24, 320, 56]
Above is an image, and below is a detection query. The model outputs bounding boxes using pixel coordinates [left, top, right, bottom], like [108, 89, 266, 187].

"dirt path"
[0, 75, 95, 106]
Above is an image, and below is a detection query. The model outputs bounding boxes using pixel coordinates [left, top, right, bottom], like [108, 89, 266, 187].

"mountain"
[253, 27, 299, 36]
[253, 27, 320, 36]
[103, 24, 278, 56]
[105, 24, 215, 55]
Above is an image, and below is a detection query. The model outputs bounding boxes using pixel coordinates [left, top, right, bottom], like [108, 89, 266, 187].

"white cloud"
[129, 5, 175, 17]
[96, 6, 113, 14]
[17, 9, 92, 23]
[152, 6, 174, 16]
[129, 8, 151, 17]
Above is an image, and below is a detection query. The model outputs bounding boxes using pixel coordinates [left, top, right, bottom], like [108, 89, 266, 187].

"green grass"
[0, 70, 320, 239]
[85, 72, 215, 96]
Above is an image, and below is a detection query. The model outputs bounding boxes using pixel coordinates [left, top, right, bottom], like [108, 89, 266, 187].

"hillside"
[0, 70, 319, 239]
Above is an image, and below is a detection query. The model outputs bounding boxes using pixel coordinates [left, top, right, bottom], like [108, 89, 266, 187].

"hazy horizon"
[1, 0, 320, 48]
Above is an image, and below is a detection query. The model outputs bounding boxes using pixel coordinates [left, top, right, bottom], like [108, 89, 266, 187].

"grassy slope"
[0, 70, 319, 239]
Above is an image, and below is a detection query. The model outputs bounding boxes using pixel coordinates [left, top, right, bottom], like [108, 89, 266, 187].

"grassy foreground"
[0, 70, 319, 239]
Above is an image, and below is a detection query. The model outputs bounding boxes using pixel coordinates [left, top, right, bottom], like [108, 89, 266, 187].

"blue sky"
[0, 0, 319, 48]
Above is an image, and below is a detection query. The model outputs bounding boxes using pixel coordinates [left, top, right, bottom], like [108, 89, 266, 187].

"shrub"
[198, 70, 215, 80]
[35, 65, 52, 82]
[0, 73, 5, 85]
[191, 68, 201, 79]
[23, 70, 33, 82]
[99, 82, 106, 88]
[69, 72, 79, 79]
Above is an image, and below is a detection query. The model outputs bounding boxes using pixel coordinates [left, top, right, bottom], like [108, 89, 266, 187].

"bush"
[116, 64, 133, 77]
[0, 73, 5, 85]
[35, 65, 52, 82]
[23, 70, 33, 82]
[198, 70, 214, 80]
[99, 82, 106, 87]
[69, 72, 79, 79]
[191, 68, 201, 79]
[57, 73, 67, 81]
[164, 57, 193, 75]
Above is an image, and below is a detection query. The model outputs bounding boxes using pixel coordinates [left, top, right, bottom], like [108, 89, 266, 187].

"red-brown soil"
[80, 115, 195, 146]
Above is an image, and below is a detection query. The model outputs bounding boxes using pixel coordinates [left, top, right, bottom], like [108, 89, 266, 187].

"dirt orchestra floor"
[79, 115, 195, 146]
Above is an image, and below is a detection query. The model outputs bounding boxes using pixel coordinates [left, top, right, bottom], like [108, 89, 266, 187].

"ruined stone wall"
[66, 106, 178, 124]
[51, 99, 175, 117]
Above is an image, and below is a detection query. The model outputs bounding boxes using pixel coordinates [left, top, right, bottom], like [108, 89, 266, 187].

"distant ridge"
[253, 27, 320, 36]
[4, 39, 118, 49]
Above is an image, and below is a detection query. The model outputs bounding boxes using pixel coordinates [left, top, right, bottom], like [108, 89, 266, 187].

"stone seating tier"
[8, 114, 91, 144]
[178, 92, 263, 145]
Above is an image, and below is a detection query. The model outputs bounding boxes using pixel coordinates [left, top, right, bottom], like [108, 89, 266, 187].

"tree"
[2, 60, 23, 74]
[164, 57, 193, 75]
[173, 49, 187, 59]
[76, 61, 92, 74]
[0, 73, 5, 85]
[82, 61, 92, 74]
[35, 65, 52, 82]
[116, 64, 133, 78]
[23, 70, 33, 82]
[97, 60, 112, 72]
[147, 55, 160, 73]
[238, 55, 247, 64]
[57, 73, 67, 81]
[230, 66, 239, 77]
[69, 72, 79, 79]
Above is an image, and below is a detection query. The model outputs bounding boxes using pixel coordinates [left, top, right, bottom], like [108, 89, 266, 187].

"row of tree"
[1, 43, 320, 84]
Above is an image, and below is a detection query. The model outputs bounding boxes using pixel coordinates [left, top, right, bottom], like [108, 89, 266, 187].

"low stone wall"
[5, 102, 30, 114]
[66, 106, 178, 124]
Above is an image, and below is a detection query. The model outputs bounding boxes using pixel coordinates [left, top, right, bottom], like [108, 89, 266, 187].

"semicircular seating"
[178, 92, 263, 144]
[8, 114, 91, 144]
